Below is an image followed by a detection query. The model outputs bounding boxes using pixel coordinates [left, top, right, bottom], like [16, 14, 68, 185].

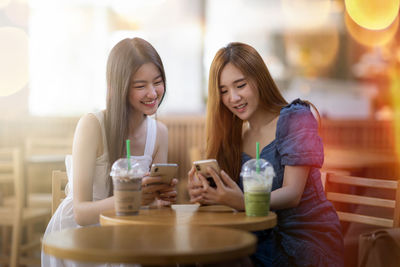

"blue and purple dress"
[240, 99, 344, 267]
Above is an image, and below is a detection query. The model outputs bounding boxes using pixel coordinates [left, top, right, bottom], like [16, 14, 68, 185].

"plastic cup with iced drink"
[241, 158, 274, 216]
[110, 158, 148, 216]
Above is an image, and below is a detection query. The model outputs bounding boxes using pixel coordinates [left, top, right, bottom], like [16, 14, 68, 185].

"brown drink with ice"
[110, 158, 147, 216]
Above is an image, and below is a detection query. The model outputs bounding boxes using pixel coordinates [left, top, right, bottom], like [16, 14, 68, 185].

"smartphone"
[193, 159, 221, 188]
[150, 163, 178, 184]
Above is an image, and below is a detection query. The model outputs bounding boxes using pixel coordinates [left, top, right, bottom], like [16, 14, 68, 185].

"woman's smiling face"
[128, 62, 164, 115]
[219, 63, 259, 121]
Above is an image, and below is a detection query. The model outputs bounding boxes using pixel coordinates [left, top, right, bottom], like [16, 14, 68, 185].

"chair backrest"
[324, 172, 400, 228]
[25, 137, 72, 163]
[0, 147, 23, 210]
[51, 170, 68, 215]
[320, 170, 351, 190]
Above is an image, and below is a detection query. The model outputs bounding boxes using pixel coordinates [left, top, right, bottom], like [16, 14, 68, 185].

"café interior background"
[0, 0, 400, 196]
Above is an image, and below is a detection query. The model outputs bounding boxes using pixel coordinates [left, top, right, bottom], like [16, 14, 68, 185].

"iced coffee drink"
[110, 158, 147, 216]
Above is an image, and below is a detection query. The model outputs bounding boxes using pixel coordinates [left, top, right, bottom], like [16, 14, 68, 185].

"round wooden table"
[100, 205, 277, 231]
[42, 225, 257, 265]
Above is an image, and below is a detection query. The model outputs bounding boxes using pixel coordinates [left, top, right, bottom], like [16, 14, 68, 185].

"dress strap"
[144, 117, 157, 157]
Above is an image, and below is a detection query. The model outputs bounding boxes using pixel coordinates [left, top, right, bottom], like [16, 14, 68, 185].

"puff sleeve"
[276, 101, 324, 167]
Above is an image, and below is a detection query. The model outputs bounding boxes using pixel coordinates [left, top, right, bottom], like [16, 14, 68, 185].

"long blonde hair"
[206, 42, 287, 181]
[105, 38, 166, 194]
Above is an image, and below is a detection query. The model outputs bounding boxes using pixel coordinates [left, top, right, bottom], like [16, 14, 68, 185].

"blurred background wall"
[0, 0, 399, 200]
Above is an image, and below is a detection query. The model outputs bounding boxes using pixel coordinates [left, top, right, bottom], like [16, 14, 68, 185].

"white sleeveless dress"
[41, 111, 157, 267]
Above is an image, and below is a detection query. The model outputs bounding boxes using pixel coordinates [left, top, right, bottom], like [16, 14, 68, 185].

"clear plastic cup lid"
[240, 159, 275, 179]
[241, 159, 275, 191]
[110, 158, 148, 178]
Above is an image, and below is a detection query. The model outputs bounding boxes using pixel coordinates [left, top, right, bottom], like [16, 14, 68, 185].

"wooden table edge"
[42, 225, 258, 265]
[43, 243, 257, 265]
[100, 210, 277, 232]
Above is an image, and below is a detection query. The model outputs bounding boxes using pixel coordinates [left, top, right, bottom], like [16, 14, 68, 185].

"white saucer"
[171, 204, 200, 212]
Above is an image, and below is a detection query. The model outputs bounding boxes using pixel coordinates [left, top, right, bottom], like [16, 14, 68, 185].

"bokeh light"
[0, 27, 29, 97]
[0, 0, 10, 9]
[4, 1, 29, 27]
[388, 65, 400, 161]
[284, 27, 339, 77]
[345, 0, 400, 30]
[281, 0, 332, 30]
[345, 12, 399, 47]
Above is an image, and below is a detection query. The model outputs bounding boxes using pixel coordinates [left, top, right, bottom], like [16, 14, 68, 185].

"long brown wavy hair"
[206, 42, 287, 182]
[105, 37, 166, 194]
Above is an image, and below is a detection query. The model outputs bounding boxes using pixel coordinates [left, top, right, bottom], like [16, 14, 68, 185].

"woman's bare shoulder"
[77, 113, 101, 130]
[75, 113, 102, 143]
[156, 120, 168, 138]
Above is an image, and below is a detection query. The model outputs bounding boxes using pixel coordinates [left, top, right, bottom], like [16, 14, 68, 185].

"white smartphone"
[149, 163, 178, 184]
[193, 159, 221, 188]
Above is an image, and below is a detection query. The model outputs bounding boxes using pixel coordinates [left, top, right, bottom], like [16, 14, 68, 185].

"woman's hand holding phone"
[198, 167, 245, 210]
[188, 160, 245, 211]
[187, 166, 206, 204]
[141, 163, 178, 207]
[141, 176, 167, 206]
[141, 176, 178, 207]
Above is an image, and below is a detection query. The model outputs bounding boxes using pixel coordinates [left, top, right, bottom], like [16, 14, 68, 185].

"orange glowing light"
[345, 12, 399, 47]
[388, 66, 400, 162]
[0, 27, 29, 97]
[345, 0, 400, 30]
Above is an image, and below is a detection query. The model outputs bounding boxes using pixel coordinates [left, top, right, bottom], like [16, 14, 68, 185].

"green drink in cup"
[241, 158, 275, 216]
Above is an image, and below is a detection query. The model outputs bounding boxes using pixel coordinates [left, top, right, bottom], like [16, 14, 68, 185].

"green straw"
[126, 139, 131, 170]
[256, 142, 260, 173]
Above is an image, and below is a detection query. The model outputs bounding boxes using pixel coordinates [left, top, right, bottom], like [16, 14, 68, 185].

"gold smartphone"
[150, 163, 178, 184]
[193, 159, 221, 188]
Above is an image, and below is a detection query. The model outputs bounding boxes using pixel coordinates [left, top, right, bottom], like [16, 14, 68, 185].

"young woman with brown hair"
[188, 42, 344, 266]
[42, 37, 177, 266]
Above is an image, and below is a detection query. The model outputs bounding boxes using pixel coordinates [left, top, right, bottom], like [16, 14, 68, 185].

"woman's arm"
[190, 165, 310, 211]
[72, 114, 114, 226]
[270, 165, 309, 210]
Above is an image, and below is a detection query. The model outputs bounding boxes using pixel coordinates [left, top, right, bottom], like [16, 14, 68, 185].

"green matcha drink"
[241, 159, 274, 217]
[244, 188, 271, 216]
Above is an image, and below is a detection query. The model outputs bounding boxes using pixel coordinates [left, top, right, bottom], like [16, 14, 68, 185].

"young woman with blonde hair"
[42, 37, 177, 267]
[188, 42, 344, 266]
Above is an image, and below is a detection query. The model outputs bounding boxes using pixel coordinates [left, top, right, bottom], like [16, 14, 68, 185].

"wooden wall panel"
[158, 116, 205, 202]
[0, 116, 397, 202]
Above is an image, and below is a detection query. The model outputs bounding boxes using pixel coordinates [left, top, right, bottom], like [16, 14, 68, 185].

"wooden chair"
[0, 147, 51, 267]
[324, 172, 400, 228]
[324, 172, 400, 267]
[51, 170, 68, 215]
[25, 137, 73, 163]
[320, 170, 351, 190]
[22, 136, 72, 209]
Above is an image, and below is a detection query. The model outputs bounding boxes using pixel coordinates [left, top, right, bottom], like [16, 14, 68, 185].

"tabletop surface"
[100, 205, 277, 232]
[42, 225, 257, 265]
